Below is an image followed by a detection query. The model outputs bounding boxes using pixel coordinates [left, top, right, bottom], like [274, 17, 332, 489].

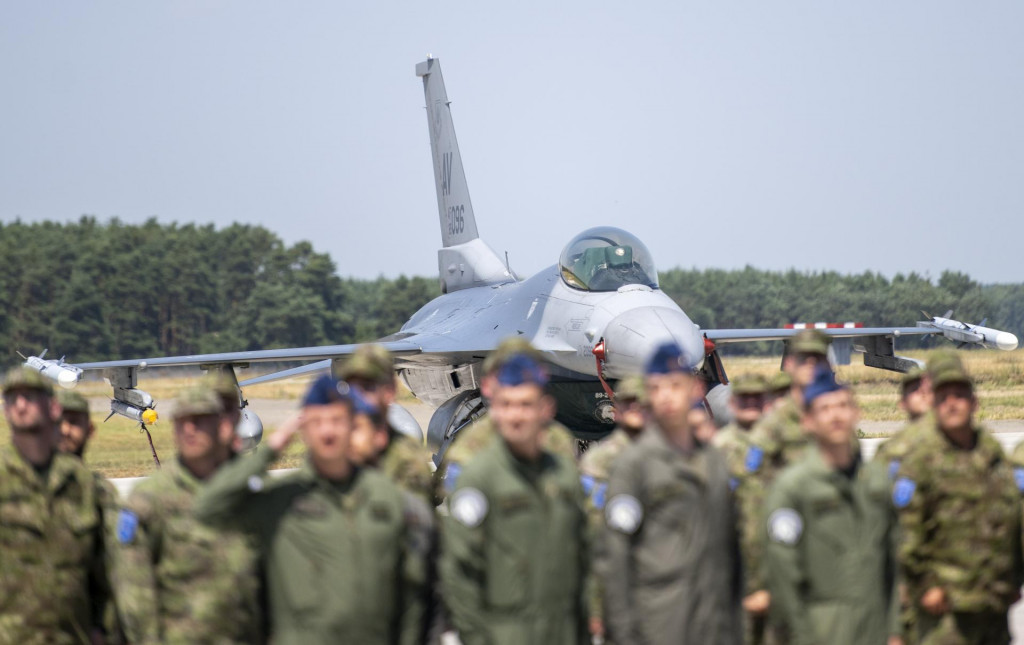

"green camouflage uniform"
[441, 437, 589, 645]
[712, 422, 775, 643]
[195, 447, 435, 645]
[112, 458, 263, 644]
[578, 428, 632, 633]
[894, 423, 1023, 644]
[873, 413, 934, 478]
[599, 427, 742, 645]
[0, 445, 110, 644]
[379, 429, 435, 503]
[438, 414, 576, 497]
[735, 394, 810, 602]
[764, 447, 900, 645]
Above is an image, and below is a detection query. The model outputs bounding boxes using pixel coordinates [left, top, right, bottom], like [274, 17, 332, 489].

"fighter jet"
[27, 57, 1018, 453]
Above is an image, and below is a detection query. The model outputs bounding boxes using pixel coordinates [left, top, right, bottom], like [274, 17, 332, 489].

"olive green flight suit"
[112, 458, 263, 644]
[441, 437, 589, 645]
[763, 447, 900, 645]
[195, 447, 435, 645]
[599, 427, 742, 645]
[438, 414, 576, 498]
[894, 424, 1022, 645]
[0, 445, 110, 645]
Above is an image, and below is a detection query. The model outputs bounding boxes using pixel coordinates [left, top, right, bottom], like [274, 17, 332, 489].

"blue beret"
[495, 354, 549, 387]
[802, 365, 846, 408]
[644, 342, 695, 376]
[302, 375, 353, 407]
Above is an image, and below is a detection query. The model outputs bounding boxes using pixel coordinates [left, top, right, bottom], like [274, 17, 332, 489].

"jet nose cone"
[601, 307, 704, 378]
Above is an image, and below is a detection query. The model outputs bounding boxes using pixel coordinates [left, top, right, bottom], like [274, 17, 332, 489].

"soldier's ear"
[47, 397, 61, 423]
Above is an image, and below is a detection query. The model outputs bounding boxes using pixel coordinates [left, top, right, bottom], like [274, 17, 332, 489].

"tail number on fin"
[447, 204, 466, 236]
[442, 152, 453, 196]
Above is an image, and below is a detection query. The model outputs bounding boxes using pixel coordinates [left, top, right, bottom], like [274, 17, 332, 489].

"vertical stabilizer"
[416, 58, 513, 292]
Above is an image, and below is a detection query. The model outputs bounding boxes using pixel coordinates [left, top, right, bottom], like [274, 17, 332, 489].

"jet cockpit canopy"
[559, 226, 659, 292]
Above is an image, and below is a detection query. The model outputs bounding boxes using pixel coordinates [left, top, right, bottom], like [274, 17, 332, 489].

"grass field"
[1, 348, 1020, 478]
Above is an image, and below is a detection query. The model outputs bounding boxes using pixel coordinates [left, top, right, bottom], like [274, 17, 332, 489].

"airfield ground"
[1, 348, 1022, 478]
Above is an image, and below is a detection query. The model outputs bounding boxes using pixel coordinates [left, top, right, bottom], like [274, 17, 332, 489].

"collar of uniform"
[0, 443, 84, 494]
[491, 434, 554, 479]
[299, 458, 362, 495]
[803, 443, 863, 480]
[169, 458, 205, 493]
[641, 423, 711, 484]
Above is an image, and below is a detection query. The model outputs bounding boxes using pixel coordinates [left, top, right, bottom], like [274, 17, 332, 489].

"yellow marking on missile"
[142, 409, 158, 424]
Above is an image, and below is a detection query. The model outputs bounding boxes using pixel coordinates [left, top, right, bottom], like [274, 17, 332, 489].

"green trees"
[0, 218, 439, 365]
[0, 218, 1018, 366]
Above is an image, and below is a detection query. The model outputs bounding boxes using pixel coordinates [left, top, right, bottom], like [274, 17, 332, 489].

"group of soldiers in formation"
[1, 328, 1022, 644]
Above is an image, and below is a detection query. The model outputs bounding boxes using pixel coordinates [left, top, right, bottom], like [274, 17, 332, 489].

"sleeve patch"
[116, 509, 139, 544]
[605, 494, 643, 534]
[744, 446, 764, 473]
[887, 459, 901, 479]
[450, 487, 488, 527]
[892, 477, 916, 509]
[580, 474, 595, 495]
[767, 508, 803, 545]
[247, 475, 265, 492]
[1014, 468, 1024, 493]
[443, 463, 462, 494]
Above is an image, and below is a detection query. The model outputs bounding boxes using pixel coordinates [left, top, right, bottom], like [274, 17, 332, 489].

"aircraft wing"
[704, 326, 934, 343]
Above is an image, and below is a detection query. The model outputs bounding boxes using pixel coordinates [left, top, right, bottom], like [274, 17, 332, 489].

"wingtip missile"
[918, 315, 1019, 351]
[21, 351, 83, 389]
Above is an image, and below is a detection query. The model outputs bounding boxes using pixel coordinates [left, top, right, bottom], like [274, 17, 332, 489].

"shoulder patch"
[247, 475, 264, 492]
[592, 482, 608, 510]
[116, 509, 139, 544]
[744, 446, 764, 473]
[605, 494, 643, 534]
[767, 508, 803, 545]
[1014, 467, 1024, 493]
[580, 474, 595, 495]
[450, 487, 488, 527]
[892, 477, 916, 509]
[443, 462, 462, 494]
[887, 459, 900, 480]
[729, 476, 739, 491]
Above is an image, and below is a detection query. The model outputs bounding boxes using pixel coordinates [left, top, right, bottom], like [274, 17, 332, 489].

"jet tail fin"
[417, 58, 512, 292]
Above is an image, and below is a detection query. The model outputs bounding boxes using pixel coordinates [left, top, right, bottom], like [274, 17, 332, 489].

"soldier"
[763, 371, 793, 412]
[753, 329, 831, 467]
[738, 330, 832, 625]
[112, 386, 263, 644]
[195, 375, 435, 645]
[763, 367, 901, 645]
[873, 366, 935, 477]
[893, 356, 1022, 644]
[56, 390, 124, 643]
[711, 374, 773, 643]
[712, 373, 768, 486]
[438, 336, 576, 497]
[599, 342, 742, 645]
[440, 350, 589, 644]
[579, 375, 647, 642]
[0, 367, 111, 644]
[338, 345, 435, 503]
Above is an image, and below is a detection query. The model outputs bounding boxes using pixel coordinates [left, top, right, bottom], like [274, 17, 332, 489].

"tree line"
[0, 217, 1019, 366]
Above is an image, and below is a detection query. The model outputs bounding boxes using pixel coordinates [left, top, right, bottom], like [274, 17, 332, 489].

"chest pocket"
[485, 493, 536, 610]
[646, 479, 699, 531]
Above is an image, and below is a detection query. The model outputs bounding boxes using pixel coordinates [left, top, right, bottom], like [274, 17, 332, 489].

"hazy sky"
[2, 2, 1021, 284]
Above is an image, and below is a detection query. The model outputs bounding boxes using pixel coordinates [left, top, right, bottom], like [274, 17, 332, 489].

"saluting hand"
[267, 412, 304, 453]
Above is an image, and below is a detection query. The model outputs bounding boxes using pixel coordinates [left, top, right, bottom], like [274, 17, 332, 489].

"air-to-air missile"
[917, 311, 1020, 351]
[105, 387, 159, 425]
[19, 350, 83, 389]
